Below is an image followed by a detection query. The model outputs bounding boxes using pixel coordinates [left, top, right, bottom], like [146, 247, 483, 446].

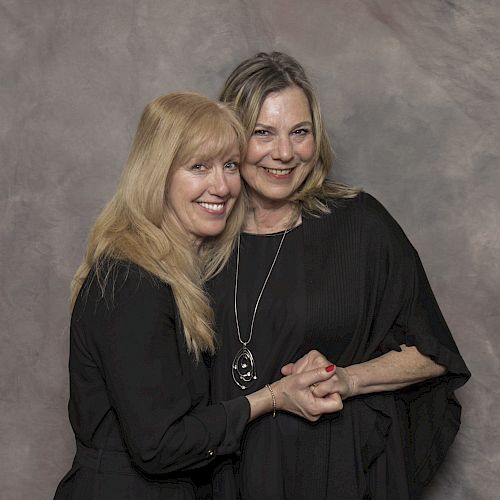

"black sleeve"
[360, 193, 469, 380]
[361, 193, 470, 493]
[82, 263, 250, 475]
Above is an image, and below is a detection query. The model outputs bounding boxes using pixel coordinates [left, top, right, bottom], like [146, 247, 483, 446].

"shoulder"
[320, 192, 416, 254]
[92, 259, 165, 296]
[76, 259, 173, 318]
[324, 191, 393, 219]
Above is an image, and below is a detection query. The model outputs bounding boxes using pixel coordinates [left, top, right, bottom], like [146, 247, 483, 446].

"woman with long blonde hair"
[54, 91, 341, 500]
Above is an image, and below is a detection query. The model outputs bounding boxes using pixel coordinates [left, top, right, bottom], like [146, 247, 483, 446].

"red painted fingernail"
[326, 364, 336, 372]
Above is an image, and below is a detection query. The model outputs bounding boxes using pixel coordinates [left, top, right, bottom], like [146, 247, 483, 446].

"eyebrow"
[187, 152, 241, 163]
[254, 121, 313, 131]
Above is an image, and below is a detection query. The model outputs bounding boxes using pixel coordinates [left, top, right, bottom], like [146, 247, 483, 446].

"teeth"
[265, 168, 292, 176]
[199, 202, 225, 211]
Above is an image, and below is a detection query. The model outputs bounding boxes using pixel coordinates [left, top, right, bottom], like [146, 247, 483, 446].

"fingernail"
[325, 364, 336, 372]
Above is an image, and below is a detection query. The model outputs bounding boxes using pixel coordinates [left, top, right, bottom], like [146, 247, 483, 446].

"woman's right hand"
[271, 365, 343, 421]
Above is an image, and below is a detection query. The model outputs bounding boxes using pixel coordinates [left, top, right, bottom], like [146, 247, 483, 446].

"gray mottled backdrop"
[1, 1, 499, 499]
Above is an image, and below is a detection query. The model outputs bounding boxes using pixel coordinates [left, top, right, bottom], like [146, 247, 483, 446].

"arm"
[282, 347, 446, 399]
[86, 267, 240, 474]
[344, 345, 446, 397]
[86, 265, 340, 476]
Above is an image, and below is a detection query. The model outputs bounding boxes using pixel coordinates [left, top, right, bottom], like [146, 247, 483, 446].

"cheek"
[299, 138, 316, 161]
[245, 139, 264, 166]
[228, 174, 241, 197]
[240, 163, 255, 184]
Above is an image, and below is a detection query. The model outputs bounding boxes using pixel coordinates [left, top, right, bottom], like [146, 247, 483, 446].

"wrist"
[344, 365, 360, 398]
[265, 384, 277, 417]
[246, 385, 274, 420]
[270, 380, 285, 411]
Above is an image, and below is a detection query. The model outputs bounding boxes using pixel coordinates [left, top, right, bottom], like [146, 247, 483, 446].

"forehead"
[196, 137, 241, 160]
[258, 86, 311, 123]
[198, 124, 240, 154]
[178, 127, 241, 165]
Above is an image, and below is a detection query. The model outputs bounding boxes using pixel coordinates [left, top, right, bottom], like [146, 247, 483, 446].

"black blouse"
[56, 260, 249, 499]
[209, 192, 470, 500]
[209, 226, 307, 498]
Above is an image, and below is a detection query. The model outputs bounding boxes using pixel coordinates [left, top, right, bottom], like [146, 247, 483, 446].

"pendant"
[232, 347, 257, 390]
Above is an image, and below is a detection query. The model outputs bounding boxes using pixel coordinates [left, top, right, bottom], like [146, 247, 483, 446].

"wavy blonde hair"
[220, 52, 359, 217]
[72, 92, 247, 359]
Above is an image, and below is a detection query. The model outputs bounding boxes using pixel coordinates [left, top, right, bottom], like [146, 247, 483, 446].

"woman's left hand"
[308, 366, 356, 400]
[283, 346, 448, 400]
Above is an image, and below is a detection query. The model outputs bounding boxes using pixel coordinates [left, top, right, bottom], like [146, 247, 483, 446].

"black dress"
[208, 192, 470, 500]
[54, 260, 249, 500]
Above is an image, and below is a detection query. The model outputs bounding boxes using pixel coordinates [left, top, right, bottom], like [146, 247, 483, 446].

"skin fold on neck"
[243, 196, 302, 235]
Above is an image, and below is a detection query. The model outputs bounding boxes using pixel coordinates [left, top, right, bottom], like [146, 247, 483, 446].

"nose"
[208, 168, 230, 197]
[272, 135, 294, 163]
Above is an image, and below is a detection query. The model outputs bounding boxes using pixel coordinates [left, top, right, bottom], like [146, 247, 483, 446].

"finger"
[310, 380, 338, 398]
[305, 349, 333, 368]
[326, 392, 342, 406]
[281, 363, 294, 376]
[311, 394, 343, 414]
[299, 365, 336, 387]
[309, 382, 318, 397]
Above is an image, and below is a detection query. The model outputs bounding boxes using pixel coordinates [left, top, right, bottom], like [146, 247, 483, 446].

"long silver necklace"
[232, 230, 289, 389]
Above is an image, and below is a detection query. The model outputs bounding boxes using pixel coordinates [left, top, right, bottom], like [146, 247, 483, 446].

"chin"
[197, 223, 228, 239]
[261, 187, 296, 201]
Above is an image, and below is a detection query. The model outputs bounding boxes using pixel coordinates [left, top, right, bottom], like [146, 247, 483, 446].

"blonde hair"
[72, 92, 247, 359]
[220, 52, 359, 216]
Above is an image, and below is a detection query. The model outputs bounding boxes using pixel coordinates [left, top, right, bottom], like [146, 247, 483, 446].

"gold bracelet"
[265, 384, 276, 418]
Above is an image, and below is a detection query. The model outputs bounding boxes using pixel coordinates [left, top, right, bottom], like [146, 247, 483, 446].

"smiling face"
[241, 86, 315, 208]
[167, 143, 241, 245]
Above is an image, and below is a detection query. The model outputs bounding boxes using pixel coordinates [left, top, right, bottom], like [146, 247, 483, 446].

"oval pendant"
[232, 347, 257, 390]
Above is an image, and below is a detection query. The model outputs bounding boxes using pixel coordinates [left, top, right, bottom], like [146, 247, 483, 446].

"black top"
[208, 192, 470, 500]
[210, 226, 307, 498]
[56, 260, 249, 499]
[221, 225, 306, 385]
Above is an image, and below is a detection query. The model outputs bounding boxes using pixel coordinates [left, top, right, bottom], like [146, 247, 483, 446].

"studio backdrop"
[1, 1, 499, 499]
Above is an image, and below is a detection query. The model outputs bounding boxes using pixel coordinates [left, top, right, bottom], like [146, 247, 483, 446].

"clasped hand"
[281, 350, 356, 413]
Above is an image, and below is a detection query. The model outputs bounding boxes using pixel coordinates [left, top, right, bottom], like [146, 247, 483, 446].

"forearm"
[346, 345, 447, 397]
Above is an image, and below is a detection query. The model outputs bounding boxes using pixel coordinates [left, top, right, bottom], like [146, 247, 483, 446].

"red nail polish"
[326, 364, 336, 372]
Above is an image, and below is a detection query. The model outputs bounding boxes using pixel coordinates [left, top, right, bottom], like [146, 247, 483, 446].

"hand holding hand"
[309, 366, 356, 400]
[272, 364, 343, 421]
[281, 350, 357, 401]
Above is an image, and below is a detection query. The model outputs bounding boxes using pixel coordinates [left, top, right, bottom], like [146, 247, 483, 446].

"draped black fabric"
[209, 192, 470, 500]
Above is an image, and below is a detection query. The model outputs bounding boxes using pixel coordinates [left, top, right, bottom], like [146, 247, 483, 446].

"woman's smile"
[197, 200, 228, 215]
[262, 166, 295, 178]
[241, 85, 315, 208]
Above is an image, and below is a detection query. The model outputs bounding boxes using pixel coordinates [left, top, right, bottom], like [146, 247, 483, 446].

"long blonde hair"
[72, 92, 247, 359]
[220, 52, 359, 216]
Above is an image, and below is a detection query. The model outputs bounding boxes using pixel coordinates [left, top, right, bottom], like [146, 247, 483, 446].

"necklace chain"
[232, 230, 289, 389]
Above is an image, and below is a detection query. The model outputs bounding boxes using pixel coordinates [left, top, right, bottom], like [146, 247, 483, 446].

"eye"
[190, 163, 207, 171]
[224, 161, 240, 171]
[292, 128, 310, 136]
[253, 129, 270, 137]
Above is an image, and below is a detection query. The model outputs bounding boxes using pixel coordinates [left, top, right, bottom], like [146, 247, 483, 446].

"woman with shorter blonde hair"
[54, 92, 341, 500]
[208, 52, 470, 499]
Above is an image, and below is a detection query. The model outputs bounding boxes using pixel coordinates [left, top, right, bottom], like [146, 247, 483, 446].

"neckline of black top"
[241, 224, 303, 238]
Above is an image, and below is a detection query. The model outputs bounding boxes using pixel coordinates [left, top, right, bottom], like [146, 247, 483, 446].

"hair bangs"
[175, 108, 245, 168]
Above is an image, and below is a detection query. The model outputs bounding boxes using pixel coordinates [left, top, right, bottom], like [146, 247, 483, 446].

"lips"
[261, 166, 297, 179]
[197, 201, 226, 215]
[265, 167, 293, 176]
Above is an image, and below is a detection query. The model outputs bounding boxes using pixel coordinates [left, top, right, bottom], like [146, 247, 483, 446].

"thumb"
[313, 392, 344, 414]
[300, 364, 336, 386]
[281, 363, 294, 376]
